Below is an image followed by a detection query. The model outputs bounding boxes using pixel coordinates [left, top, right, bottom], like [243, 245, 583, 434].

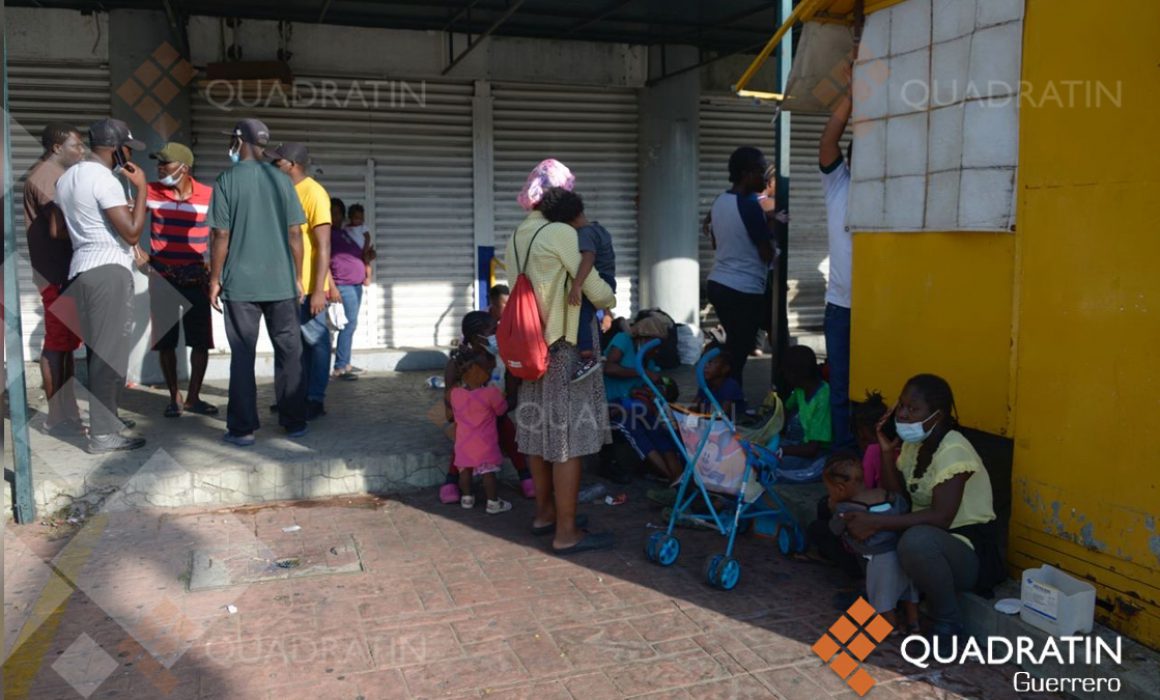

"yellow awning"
[733, 0, 908, 94]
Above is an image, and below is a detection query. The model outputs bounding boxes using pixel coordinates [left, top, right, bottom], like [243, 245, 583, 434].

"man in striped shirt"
[144, 142, 217, 418]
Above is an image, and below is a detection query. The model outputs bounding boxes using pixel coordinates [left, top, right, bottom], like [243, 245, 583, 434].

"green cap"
[149, 142, 194, 168]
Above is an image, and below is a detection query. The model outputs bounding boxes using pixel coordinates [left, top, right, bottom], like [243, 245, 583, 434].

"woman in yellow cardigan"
[508, 162, 616, 555]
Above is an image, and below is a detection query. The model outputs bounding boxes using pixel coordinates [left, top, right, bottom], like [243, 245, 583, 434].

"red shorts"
[40, 284, 82, 353]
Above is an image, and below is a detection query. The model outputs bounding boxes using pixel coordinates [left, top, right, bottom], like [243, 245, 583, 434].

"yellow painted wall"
[1008, 0, 1160, 648]
[850, 232, 1014, 436]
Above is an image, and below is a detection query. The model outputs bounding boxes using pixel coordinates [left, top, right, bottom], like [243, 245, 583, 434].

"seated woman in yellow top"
[840, 374, 1001, 639]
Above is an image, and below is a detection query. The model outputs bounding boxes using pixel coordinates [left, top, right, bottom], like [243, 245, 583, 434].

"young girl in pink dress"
[450, 350, 513, 514]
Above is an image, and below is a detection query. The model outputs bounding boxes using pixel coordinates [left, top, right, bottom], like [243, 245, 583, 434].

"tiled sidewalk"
[4, 487, 1057, 699]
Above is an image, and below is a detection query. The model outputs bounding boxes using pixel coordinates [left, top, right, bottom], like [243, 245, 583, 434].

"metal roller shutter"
[6, 62, 111, 359]
[787, 112, 851, 333]
[492, 84, 639, 318]
[697, 96, 778, 327]
[191, 78, 474, 349]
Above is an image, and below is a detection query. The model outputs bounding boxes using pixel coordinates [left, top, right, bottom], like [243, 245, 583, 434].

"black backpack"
[632, 308, 681, 370]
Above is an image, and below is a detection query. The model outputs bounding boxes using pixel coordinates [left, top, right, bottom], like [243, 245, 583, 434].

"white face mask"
[895, 410, 941, 444]
[159, 167, 184, 187]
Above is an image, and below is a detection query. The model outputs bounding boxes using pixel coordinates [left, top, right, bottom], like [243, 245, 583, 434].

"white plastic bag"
[326, 302, 348, 331]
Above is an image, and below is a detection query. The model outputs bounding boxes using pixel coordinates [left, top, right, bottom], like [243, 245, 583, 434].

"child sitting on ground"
[693, 348, 747, 419]
[824, 452, 920, 632]
[449, 349, 513, 514]
[538, 187, 617, 383]
[776, 345, 832, 481]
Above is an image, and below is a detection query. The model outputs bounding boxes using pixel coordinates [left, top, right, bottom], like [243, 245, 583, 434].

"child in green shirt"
[777, 345, 832, 481]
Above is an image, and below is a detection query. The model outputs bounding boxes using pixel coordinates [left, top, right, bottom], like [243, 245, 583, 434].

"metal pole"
[442, 0, 528, 76]
[771, 0, 794, 386]
[2, 14, 37, 523]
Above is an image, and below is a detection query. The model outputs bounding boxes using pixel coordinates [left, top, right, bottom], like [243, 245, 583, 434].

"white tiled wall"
[849, 0, 1023, 232]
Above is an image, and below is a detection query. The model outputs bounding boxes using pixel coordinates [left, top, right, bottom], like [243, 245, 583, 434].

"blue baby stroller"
[638, 341, 805, 590]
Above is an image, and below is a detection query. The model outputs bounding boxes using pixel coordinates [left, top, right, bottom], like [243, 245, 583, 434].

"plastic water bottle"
[577, 483, 608, 503]
[426, 376, 445, 389]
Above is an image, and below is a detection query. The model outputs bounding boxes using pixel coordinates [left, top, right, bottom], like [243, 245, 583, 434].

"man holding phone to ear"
[55, 118, 149, 454]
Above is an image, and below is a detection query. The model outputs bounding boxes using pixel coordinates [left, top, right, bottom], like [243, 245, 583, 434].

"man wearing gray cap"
[55, 118, 149, 453]
[207, 119, 309, 445]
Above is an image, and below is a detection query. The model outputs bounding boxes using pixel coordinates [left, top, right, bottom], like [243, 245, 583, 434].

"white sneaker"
[460, 495, 475, 509]
[486, 498, 512, 514]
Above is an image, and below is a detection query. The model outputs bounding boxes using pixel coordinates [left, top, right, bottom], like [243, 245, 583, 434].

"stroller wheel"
[705, 554, 724, 586]
[719, 558, 741, 590]
[645, 532, 663, 562]
[656, 535, 681, 566]
[793, 527, 808, 553]
[707, 554, 741, 590]
[777, 527, 793, 555]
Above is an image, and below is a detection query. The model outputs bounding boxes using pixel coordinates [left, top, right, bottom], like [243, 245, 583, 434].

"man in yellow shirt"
[270, 143, 333, 420]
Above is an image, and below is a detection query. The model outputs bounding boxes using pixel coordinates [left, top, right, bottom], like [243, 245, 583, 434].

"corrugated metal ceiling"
[8, 0, 784, 54]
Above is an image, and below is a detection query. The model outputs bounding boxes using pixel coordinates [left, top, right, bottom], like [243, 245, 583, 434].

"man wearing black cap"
[269, 142, 333, 420]
[55, 118, 149, 453]
[207, 119, 310, 445]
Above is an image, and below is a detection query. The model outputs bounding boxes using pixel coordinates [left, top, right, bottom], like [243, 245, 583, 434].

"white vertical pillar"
[638, 46, 701, 330]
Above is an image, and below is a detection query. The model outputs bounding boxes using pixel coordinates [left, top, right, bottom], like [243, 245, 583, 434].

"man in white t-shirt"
[820, 89, 854, 448]
[55, 119, 150, 454]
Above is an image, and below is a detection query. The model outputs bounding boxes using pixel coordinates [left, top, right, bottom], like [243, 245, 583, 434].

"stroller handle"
[634, 340, 735, 433]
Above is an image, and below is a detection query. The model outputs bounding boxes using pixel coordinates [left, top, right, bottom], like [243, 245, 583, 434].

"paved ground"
[4, 484, 1059, 700]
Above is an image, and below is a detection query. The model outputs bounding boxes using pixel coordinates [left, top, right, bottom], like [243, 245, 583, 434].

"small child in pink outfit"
[450, 350, 513, 514]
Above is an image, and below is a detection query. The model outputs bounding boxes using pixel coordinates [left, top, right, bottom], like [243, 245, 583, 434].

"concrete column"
[108, 9, 194, 385]
[638, 45, 701, 330]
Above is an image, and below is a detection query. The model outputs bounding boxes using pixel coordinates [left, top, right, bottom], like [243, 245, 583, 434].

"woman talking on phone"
[837, 374, 1002, 639]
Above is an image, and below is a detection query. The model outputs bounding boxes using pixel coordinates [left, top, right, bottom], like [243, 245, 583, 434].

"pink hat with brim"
[518, 159, 575, 210]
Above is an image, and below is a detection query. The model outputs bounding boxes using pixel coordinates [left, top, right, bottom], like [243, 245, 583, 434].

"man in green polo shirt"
[207, 118, 309, 445]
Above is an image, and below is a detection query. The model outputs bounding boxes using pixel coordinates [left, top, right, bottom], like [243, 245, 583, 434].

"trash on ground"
[577, 483, 608, 503]
[225, 605, 238, 615]
[274, 557, 301, 569]
[604, 493, 627, 506]
[281, 525, 302, 533]
[994, 598, 1021, 615]
[426, 376, 445, 389]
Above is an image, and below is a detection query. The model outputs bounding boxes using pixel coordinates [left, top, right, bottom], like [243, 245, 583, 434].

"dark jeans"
[224, 299, 306, 434]
[707, 280, 764, 387]
[824, 302, 853, 448]
[71, 265, 133, 436]
[898, 525, 980, 630]
[577, 273, 616, 355]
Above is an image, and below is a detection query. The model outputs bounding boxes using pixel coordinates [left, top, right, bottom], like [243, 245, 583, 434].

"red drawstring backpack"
[497, 224, 550, 381]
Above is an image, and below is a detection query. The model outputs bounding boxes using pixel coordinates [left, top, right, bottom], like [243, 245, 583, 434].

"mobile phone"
[112, 149, 128, 174]
[881, 407, 899, 441]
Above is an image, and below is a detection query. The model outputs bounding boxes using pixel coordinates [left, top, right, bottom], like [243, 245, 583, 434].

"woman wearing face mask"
[438, 311, 534, 504]
[839, 374, 1001, 639]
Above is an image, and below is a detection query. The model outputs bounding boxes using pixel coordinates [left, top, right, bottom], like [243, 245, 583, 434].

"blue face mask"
[483, 334, 499, 357]
[228, 144, 241, 164]
[895, 410, 941, 444]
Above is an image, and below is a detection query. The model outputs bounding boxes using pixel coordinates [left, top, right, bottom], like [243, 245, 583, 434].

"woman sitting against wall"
[838, 374, 1003, 639]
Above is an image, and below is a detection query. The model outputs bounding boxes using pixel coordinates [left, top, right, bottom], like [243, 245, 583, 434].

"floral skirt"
[515, 339, 609, 463]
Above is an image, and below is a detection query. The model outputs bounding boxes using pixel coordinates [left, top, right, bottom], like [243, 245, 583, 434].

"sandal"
[531, 514, 589, 536]
[163, 403, 182, 418]
[185, 400, 219, 416]
[552, 531, 614, 556]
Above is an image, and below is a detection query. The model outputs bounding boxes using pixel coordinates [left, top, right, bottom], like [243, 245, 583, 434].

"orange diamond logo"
[813, 597, 893, 697]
